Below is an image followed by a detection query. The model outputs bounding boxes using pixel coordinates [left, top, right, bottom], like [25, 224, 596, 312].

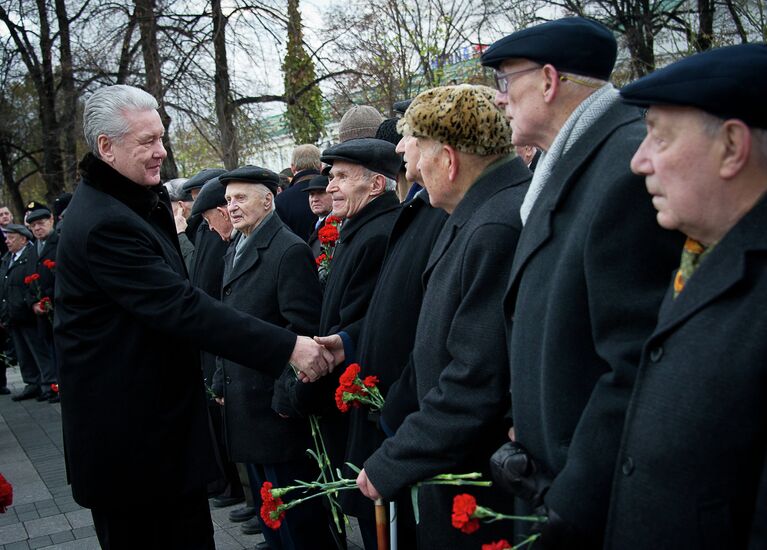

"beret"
[2, 224, 33, 240]
[620, 43, 767, 129]
[481, 17, 617, 80]
[219, 165, 280, 196]
[182, 168, 226, 192]
[321, 138, 401, 181]
[26, 208, 53, 223]
[303, 175, 329, 193]
[191, 177, 227, 217]
[397, 85, 514, 156]
[338, 106, 384, 142]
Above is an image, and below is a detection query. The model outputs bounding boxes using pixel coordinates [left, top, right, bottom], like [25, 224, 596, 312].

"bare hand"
[356, 469, 382, 501]
[289, 335, 335, 382]
[508, 426, 515, 442]
[173, 202, 188, 233]
[215, 397, 224, 406]
[32, 302, 46, 315]
[313, 334, 345, 366]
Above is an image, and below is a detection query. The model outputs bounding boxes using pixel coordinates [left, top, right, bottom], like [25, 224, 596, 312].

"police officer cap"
[2, 224, 33, 241]
[303, 175, 329, 193]
[191, 177, 227, 217]
[26, 208, 53, 224]
[24, 201, 49, 215]
[219, 165, 280, 196]
[481, 17, 617, 80]
[321, 138, 401, 181]
[620, 44, 767, 129]
[182, 168, 226, 192]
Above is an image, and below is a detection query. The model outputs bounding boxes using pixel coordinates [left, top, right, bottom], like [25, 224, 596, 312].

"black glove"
[490, 441, 552, 507]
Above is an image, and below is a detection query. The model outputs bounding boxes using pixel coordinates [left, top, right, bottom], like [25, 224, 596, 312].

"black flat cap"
[191, 177, 227, 217]
[26, 208, 53, 224]
[303, 175, 329, 193]
[2, 224, 33, 240]
[182, 168, 226, 192]
[219, 165, 280, 196]
[321, 138, 401, 181]
[393, 99, 413, 115]
[53, 193, 72, 218]
[481, 17, 617, 80]
[621, 44, 767, 129]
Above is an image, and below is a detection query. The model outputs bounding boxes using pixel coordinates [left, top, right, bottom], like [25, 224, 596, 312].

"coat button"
[224, 287, 232, 296]
[622, 456, 635, 476]
[225, 376, 232, 384]
[650, 346, 663, 362]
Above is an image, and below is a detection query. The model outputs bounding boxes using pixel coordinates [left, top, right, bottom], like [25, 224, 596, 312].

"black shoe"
[211, 495, 245, 508]
[37, 391, 53, 402]
[229, 506, 257, 522]
[0, 387, 10, 395]
[48, 393, 60, 403]
[12, 385, 41, 401]
[240, 516, 263, 535]
[255, 542, 270, 550]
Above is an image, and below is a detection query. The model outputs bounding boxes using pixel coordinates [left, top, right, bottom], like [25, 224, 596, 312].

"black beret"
[219, 165, 280, 196]
[620, 44, 767, 129]
[303, 175, 329, 193]
[2, 224, 33, 240]
[53, 193, 72, 218]
[191, 177, 227, 217]
[321, 138, 401, 181]
[182, 168, 226, 192]
[481, 17, 617, 80]
[26, 208, 53, 223]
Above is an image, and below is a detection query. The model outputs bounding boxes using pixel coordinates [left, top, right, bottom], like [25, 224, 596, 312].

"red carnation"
[335, 386, 349, 412]
[0, 473, 13, 513]
[362, 375, 379, 388]
[24, 273, 40, 285]
[43, 259, 56, 270]
[325, 215, 342, 225]
[50, 383, 59, 393]
[451, 493, 480, 534]
[260, 495, 285, 530]
[315, 253, 327, 266]
[318, 223, 339, 244]
[482, 541, 512, 550]
[339, 363, 361, 388]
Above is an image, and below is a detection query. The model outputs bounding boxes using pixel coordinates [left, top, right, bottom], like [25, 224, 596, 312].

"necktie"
[673, 237, 713, 298]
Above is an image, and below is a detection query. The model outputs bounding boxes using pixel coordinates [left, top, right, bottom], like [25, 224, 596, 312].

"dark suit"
[55, 154, 296, 512]
[604, 194, 767, 550]
[275, 169, 320, 241]
[504, 101, 684, 545]
[364, 156, 531, 549]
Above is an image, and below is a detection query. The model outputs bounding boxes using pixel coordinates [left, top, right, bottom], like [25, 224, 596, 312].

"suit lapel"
[422, 222, 456, 288]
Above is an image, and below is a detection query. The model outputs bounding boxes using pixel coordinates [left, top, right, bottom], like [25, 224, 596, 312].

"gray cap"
[2, 224, 33, 240]
[338, 105, 384, 142]
[182, 168, 226, 192]
[26, 208, 53, 224]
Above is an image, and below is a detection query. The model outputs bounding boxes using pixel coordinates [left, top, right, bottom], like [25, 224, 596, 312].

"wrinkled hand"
[356, 469, 382, 501]
[313, 334, 345, 366]
[289, 335, 335, 383]
[173, 202, 187, 233]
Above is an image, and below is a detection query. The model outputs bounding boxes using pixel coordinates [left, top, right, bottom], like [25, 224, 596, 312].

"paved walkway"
[0, 367, 364, 550]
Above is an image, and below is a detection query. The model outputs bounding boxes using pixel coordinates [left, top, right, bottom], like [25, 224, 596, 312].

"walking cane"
[375, 498, 389, 550]
[389, 501, 398, 550]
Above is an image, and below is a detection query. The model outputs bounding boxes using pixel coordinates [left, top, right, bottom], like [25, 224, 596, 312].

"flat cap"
[620, 44, 767, 129]
[219, 165, 280, 196]
[26, 208, 53, 224]
[321, 138, 401, 181]
[392, 99, 413, 116]
[303, 175, 329, 193]
[2, 224, 33, 240]
[191, 177, 227, 217]
[182, 168, 226, 192]
[338, 106, 384, 142]
[53, 193, 72, 218]
[481, 17, 617, 80]
[397, 85, 514, 156]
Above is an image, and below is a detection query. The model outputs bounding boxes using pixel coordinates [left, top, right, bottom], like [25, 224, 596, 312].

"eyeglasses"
[494, 66, 541, 94]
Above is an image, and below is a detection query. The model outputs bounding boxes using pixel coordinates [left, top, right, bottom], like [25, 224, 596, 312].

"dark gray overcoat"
[604, 193, 767, 550]
[504, 101, 685, 545]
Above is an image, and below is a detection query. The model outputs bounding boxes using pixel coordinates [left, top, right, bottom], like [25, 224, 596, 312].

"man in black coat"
[356, 85, 531, 549]
[216, 166, 335, 549]
[481, 18, 684, 547]
[602, 44, 767, 550]
[54, 84, 333, 550]
[274, 144, 322, 241]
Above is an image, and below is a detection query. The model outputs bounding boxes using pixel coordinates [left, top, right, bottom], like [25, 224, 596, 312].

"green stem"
[511, 533, 541, 550]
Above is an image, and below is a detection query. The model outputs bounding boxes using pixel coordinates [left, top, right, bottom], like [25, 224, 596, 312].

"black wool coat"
[275, 169, 320, 241]
[504, 102, 685, 545]
[219, 213, 321, 464]
[54, 154, 297, 508]
[0, 243, 36, 326]
[364, 156, 531, 548]
[604, 194, 767, 550]
[341, 189, 448, 517]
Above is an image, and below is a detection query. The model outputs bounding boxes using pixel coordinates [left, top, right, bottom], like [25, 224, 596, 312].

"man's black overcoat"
[275, 169, 320, 241]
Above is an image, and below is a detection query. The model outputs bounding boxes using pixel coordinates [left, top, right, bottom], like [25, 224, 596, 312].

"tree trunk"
[0, 143, 27, 217]
[55, 0, 79, 189]
[694, 0, 715, 51]
[211, 0, 238, 169]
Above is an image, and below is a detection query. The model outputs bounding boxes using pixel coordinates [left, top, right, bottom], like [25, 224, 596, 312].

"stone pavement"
[0, 366, 365, 550]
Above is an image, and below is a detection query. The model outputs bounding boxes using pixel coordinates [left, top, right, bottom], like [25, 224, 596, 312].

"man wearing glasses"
[481, 17, 684, 548]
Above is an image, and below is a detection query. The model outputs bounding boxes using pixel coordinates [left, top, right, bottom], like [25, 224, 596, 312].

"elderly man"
[54, 84, 332, 550]
[0, 206, 12, 256]
[480, 18, 683, 547]
[164, 178, 194, 269]
[353, 85, 531, 549]
[304, 175, 333, 258]
[192, 178, 235, 243]
[275, 144, 322, 241]
[600, 44, 767, 549]
[0, 206, 13, 395]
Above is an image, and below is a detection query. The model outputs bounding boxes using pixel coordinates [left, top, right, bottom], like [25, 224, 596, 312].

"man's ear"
[97, 135, 114, 162]
[216, 206, 229, 220]
[541, 64, 561, 105]
[445, 145, 460, 182]
[370, 174, 386, 196]
[719, 119, 751, 180]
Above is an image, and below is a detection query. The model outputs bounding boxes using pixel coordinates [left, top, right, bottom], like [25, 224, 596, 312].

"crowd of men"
[2, 14, 762, 550]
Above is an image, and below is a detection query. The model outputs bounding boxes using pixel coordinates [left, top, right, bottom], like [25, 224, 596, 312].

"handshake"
[288, 334, 346, 383]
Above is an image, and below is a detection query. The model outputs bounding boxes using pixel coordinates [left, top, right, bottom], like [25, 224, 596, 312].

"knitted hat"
[397, 85, 514, 156]
[375, 118, 403, 147]
[338, 105, 384, 142]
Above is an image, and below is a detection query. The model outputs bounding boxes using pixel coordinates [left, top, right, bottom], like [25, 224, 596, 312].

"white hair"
[360, 167, 397, 192]
[83, 85, 159, 157]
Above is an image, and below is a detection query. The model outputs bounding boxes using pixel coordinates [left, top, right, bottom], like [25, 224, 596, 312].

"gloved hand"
[490, 441, 552, 507]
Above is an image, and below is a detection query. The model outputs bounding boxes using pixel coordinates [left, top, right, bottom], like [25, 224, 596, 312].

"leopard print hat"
[397, 84, 514, 156]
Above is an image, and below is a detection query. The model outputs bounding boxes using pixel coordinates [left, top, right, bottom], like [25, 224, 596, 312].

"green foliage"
[282, 0, 324, 144]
